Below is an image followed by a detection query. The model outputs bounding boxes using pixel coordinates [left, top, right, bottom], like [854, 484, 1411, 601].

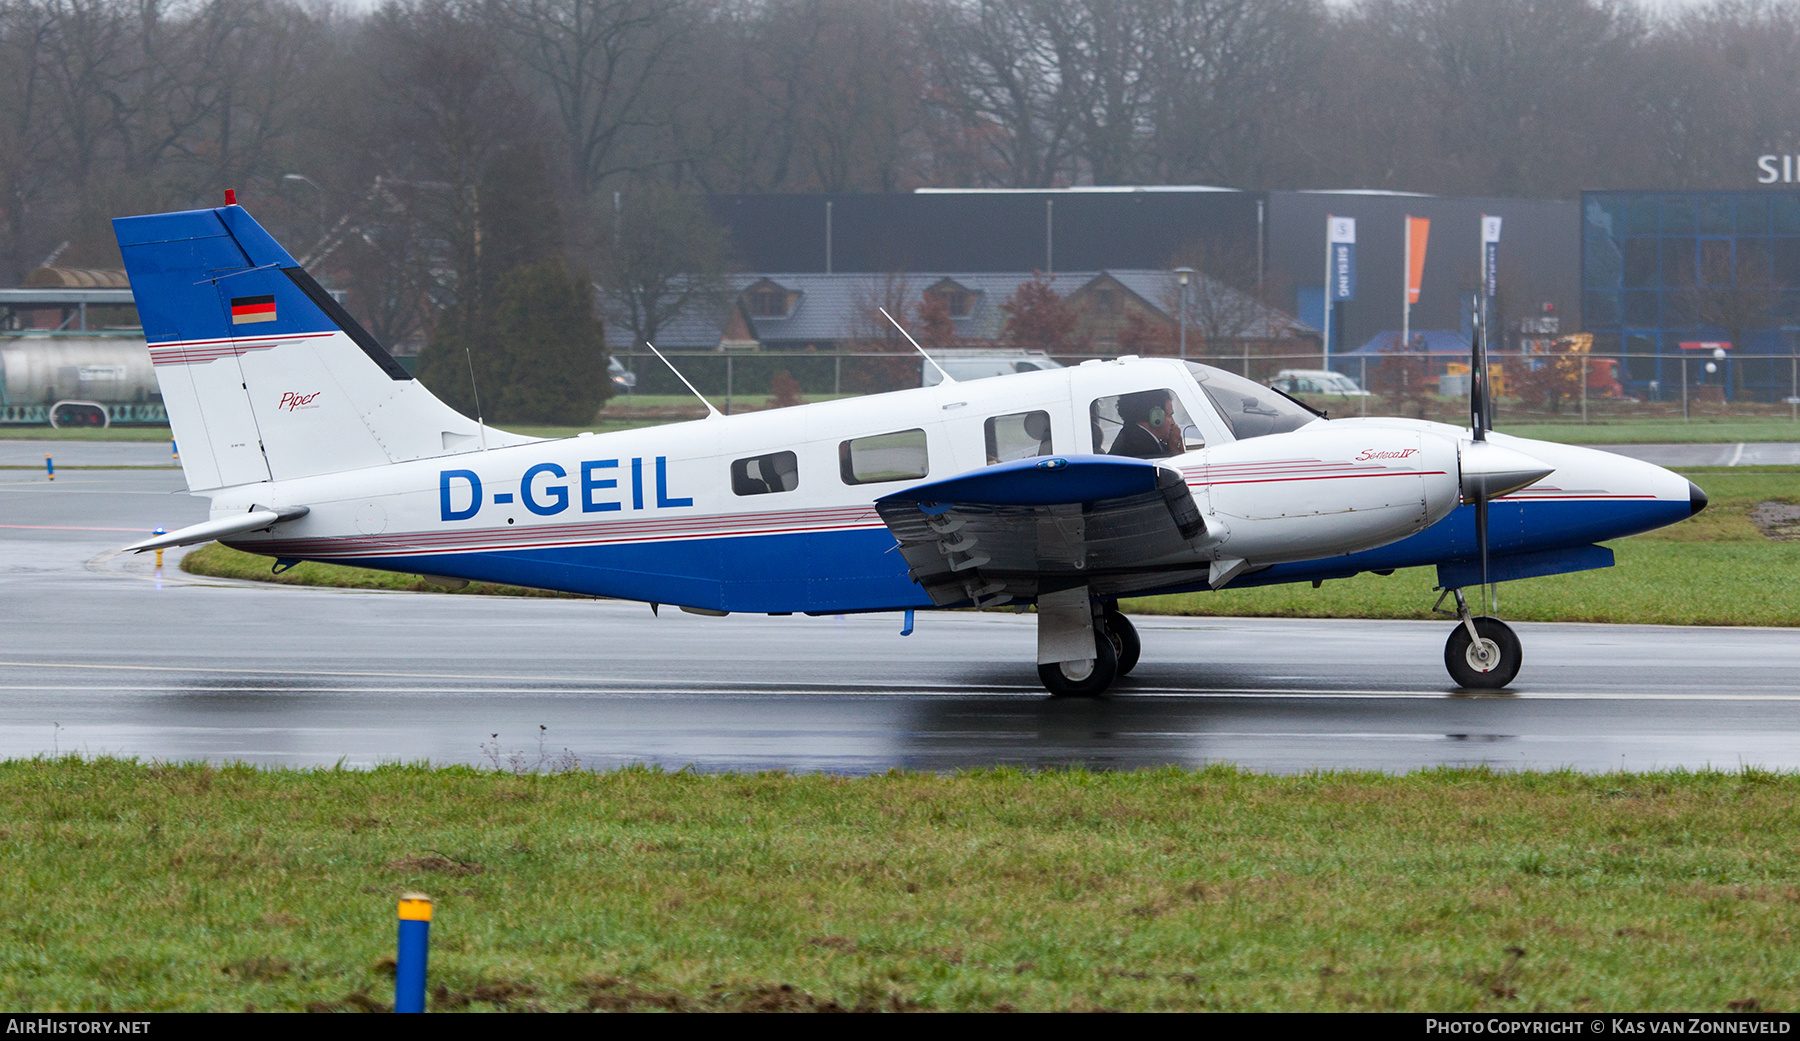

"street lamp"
[283, 173, 325, 222]
[1173, 267, 1196, 361]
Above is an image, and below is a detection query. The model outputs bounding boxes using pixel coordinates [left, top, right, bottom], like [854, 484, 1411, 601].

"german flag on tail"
[230, 294, 276, 325]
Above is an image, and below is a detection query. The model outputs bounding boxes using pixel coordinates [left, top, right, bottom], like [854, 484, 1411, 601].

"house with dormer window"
[599, 270, 1313, 358]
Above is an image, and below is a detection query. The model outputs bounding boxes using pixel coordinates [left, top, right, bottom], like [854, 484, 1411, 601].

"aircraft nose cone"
[1689, 480, 1708, 516]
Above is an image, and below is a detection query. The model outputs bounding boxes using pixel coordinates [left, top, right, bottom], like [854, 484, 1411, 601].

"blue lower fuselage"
[315, 495, 1691, 615]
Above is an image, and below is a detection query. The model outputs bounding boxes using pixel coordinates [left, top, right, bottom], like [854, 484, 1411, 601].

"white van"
[922, 351, 1064, 387]
[1270, 369, 1370, 397]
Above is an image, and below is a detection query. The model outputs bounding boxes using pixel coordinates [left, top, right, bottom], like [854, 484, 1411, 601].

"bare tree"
[0, 0, 62, 281]
[594, 184, 731, 347]
[920, 0, 1078, 187]
[1640, 0, 1800, 190]
[491, 0, 694, 197]
[1146, 0, 1323, 188]
[1328, 0, 1647, 197]
[1038, 0, 1159, 185]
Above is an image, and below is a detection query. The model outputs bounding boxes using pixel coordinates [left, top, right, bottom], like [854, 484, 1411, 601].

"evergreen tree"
[416, 258, 609, 426]
[489, 259, 610, 425]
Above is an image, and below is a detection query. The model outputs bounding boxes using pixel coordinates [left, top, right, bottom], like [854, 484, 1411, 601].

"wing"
[873, 455, 1210, 607]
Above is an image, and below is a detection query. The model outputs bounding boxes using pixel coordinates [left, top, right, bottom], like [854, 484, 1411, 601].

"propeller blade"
[1458, 437, 1552, 622]
[1470, 314, 1489, 442]
[1475, 493, 1490, 614]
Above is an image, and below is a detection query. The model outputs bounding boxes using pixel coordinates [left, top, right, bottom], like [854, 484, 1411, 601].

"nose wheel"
[1438, 589, 1521, 689]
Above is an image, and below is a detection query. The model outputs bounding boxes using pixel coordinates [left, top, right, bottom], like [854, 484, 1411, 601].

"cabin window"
[840, 429, 929, 485]
[731, 451, 799, 495]
[1089, 388, 1197, 458]
[985, 410, 1053, 465]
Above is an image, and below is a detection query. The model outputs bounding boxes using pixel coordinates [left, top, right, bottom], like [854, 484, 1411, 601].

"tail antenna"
[879, 307, 955, 385]
[464, 347, 488, 451]
[643, 341, 723, 419]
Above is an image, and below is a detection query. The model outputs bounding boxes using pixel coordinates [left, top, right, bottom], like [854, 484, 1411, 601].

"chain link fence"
[605, 346, 1800, 427]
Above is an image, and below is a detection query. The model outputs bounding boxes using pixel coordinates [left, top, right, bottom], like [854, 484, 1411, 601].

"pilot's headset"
[1148, 403, 1168, 427]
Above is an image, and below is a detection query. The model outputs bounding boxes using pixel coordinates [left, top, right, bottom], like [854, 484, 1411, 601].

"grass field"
[1497, 417, 1800, 444]
[2, 759, 1795, 1012]
[182, 542, 581, 599]
[184, 467, 1800, 627]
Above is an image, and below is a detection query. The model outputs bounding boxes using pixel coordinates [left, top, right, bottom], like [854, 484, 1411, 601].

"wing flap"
[875, 457, 1211, 607]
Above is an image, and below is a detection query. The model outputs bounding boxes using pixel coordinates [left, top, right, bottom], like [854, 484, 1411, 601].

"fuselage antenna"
[464, 347, 488, 451]
[643, 340, 723, 419]
[879, 306, 956, 385]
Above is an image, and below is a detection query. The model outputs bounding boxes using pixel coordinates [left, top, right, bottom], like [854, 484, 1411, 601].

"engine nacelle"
[1184, 425, 1461, 565]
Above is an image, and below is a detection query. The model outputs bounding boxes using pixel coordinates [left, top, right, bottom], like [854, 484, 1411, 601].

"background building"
[1583, 190, 1800, 401]
[709, 188, 1581, 369]
[707, 188, 1263, 275]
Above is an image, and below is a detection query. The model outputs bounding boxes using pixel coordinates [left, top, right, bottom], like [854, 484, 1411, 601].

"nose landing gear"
[1436, 588, 1521, 690]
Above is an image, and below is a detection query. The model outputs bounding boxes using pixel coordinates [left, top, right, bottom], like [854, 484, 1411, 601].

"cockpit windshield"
[1183, 362, 1321, 440]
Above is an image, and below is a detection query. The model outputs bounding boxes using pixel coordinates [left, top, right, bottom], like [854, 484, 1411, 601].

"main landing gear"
[1037, 593, 1138, 698]
[1436, 588, 1521, 690]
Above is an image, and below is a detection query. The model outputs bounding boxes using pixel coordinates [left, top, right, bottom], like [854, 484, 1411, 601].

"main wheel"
[1444, 616, 1522, 690]
[1038, 627, 1119, 698]
[1103, 610, 1141, 676]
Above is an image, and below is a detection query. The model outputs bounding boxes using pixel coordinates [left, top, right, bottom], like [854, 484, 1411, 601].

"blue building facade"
[1583, 191, 1800, 401]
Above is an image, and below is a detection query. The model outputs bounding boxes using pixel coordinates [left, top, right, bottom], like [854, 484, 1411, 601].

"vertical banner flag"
[1328, 217, 1356, 301]
[1405, 216, 1431, 304]
[1481, 215, 1502, 300]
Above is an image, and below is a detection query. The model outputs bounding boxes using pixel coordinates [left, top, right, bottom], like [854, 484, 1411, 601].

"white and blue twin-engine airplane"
[117, 201, 1706, 696]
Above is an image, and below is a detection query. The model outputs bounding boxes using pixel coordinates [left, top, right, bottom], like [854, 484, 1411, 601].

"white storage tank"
[0, 334, 164, 425]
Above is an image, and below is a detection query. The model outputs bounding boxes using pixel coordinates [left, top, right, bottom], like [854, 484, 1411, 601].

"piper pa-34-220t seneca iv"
[117, 200, 1706, 696]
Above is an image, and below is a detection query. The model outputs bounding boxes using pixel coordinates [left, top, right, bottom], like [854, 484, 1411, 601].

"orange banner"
[1405, 216, 1430, 303]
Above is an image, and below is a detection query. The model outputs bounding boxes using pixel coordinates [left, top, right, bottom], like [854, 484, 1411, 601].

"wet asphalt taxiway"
[2, 464, 1797, 774]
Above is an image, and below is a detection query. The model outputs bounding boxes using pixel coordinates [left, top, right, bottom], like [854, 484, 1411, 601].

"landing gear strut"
[1037, 589, 1134, 697]
[1437, 588, 1521, 690]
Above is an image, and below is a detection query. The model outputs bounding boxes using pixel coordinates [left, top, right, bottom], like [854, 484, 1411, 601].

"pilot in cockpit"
[1108, 389, 1180, 459]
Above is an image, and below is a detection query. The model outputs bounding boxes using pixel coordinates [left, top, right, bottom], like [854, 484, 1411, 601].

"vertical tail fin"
[113, 203, 532, 491]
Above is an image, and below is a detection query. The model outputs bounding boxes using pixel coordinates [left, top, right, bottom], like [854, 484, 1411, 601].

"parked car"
[1270, 369, 1370, 397]
[609, 356, 637, 391]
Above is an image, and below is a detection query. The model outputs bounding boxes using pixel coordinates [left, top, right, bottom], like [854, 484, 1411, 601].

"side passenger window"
[985, 410, 1053, 464]
[732, 451, 798, 496]
[839, 429, 929, 485]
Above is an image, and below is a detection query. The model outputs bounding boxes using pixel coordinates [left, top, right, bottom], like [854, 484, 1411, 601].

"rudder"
[114, 203, 531, 491]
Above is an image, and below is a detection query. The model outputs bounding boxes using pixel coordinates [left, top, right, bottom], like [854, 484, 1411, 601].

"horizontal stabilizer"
[124, 505, 310, 553]
[876, 455, 1159, 509]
